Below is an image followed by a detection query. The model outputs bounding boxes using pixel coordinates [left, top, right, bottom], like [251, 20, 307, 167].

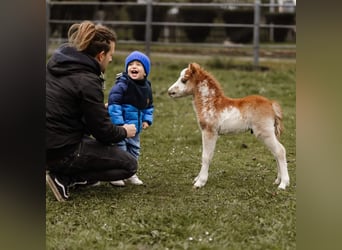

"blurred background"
[46, 0, 296, 65]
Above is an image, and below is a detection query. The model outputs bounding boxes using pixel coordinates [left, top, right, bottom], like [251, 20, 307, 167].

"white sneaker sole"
[110, 180, 126, 187]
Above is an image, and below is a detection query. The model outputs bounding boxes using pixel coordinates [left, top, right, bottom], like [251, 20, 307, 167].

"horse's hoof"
[277, 182, 288, 190]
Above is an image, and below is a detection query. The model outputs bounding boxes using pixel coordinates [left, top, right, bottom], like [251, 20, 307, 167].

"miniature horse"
[167, 63, 289, 189]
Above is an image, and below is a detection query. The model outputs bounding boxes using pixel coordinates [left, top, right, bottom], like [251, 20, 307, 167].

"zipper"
[138, 110, 141, 133]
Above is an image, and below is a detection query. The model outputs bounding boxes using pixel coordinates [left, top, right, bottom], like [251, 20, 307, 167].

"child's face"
[127, 60, 146, 80]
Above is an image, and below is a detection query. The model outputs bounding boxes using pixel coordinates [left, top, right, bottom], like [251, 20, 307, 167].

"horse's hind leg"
[261, 134, 290, 189]
[193, 130, 218, 188]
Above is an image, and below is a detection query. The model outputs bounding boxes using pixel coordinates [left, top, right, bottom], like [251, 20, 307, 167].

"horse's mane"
[196, 65, 225, 96]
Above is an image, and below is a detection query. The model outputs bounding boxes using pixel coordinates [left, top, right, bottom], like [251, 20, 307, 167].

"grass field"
[46, 54, 296, 250]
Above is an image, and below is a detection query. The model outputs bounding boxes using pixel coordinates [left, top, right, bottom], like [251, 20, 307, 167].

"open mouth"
[131, 70, 139, 76]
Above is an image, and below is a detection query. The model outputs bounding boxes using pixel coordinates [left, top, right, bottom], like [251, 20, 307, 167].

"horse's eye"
[181, 78, 187, 84]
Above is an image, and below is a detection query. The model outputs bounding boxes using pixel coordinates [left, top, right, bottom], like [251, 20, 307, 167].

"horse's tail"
[272, 101, 284, 138]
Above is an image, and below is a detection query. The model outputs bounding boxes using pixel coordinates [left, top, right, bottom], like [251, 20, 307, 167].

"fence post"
[145, 0, 152, 57]
[269, 0, 275, 42]
[253, 0, 260, 69]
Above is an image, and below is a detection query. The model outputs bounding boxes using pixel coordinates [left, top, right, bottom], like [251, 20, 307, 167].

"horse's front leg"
[193, 130, 218, 188]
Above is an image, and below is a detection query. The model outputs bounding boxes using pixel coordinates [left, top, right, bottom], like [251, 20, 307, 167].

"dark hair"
[68, 21, 117, 57]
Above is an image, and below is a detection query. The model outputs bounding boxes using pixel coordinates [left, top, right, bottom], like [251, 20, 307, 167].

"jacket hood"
[47, 44, 101, 76]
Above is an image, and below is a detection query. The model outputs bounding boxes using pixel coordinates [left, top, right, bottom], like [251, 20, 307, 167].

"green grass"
[46, 55, 296, 250]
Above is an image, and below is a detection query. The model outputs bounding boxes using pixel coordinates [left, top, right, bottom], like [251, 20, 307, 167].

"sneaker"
[46, 172, 69, 202]
[110, 180, 126, 187]
[70, 180, 101, 189]
[69, 180, 87, 187]
[88, 181, 101, 187]
[125, 174, 144, 185]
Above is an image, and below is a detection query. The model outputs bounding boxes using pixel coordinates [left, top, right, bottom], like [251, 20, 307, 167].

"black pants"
[47, 137, 137, 182]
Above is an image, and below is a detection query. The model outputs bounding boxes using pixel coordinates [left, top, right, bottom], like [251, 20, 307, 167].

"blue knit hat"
[125, 51, 151, 77]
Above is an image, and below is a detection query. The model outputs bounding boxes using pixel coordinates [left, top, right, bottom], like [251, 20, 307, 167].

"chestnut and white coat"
[168, 63, 290, 190]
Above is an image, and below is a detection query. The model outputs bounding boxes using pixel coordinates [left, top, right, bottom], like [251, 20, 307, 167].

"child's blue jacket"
[108, 72, 154, 134]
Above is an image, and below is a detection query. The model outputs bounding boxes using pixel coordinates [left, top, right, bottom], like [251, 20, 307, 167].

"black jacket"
[46, 44, 126, 160]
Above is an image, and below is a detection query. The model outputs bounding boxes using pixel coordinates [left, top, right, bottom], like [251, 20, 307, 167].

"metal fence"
[46, 0, 296, 67]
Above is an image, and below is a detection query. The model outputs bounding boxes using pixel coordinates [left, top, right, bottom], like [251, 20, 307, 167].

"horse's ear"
[189, 62, 200, 73]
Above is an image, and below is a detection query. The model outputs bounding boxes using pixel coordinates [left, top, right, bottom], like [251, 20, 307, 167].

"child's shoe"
[125, 174, 144, 185]
[110, 180, 125, 187]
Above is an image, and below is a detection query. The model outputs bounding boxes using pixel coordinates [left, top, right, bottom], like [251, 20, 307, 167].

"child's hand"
[142, 122, 149, 129]
[104, 102, 108, 108]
